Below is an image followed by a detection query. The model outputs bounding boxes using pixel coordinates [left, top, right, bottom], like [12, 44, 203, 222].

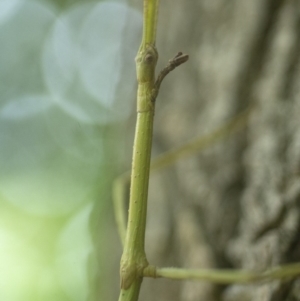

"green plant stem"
[118, 0, 159, 296]
[144, 263, 300, 284]
[143, 0, 160, 45]
[114, 106, 252, 246]
[118, 1, 189, 299]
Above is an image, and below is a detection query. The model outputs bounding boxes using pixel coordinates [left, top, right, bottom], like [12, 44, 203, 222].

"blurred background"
[0, 0, 141, 300]
[1, 0, 300, 301]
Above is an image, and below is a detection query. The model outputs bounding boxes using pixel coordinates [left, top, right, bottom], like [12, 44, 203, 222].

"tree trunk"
[138, 0, 300, 300]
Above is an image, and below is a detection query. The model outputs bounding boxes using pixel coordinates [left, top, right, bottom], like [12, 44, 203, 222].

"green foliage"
[0, 1, 141, 300]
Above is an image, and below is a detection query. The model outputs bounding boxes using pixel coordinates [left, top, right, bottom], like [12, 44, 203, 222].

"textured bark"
[136, 0, 300, 300]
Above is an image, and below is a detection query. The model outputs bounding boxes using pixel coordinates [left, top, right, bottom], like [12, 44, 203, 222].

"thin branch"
[143, 263, 300, 284]
[150, 105, 253, 171]
[152, 52, 189, 101]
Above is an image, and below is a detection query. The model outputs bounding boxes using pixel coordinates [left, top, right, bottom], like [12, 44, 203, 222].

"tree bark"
[138, 0, 300, 300]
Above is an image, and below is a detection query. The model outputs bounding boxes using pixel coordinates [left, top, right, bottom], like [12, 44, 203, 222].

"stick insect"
[114, 1, 300, 300]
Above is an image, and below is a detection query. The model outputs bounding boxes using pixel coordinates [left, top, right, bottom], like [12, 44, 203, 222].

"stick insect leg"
[113, 172, 130, 246]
